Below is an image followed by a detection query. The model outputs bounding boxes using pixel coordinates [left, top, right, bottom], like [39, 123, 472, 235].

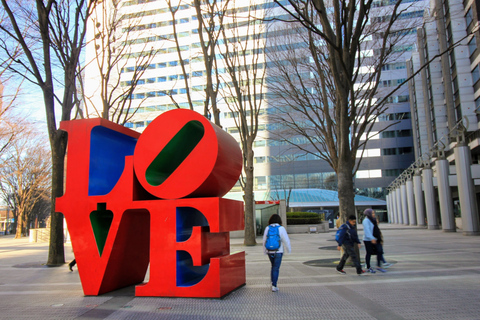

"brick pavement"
[0, 225, 479, 319]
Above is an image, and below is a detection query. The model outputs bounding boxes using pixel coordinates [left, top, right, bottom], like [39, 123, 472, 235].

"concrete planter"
[287, 221, 329, 234]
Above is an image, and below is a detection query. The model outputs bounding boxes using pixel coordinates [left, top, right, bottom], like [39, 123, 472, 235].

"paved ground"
[0, 224, 479, 320]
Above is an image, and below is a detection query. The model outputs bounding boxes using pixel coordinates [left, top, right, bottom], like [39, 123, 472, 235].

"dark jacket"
[337, 221, 361, 246]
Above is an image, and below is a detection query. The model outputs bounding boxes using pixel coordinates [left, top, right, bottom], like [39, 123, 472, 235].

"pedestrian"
[263, 214, 291, 292]
[376, 217, 392, 268]
[68, 259, 76, 271]
[335, 215, 364, 275]
[362, 209, 386, 273]
[335, 214, 341, 229]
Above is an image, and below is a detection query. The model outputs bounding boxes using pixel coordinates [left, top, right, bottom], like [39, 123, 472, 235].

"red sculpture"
[56, 109, 245, 297]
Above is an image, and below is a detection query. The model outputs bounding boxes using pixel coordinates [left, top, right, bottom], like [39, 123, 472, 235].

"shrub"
[286, 212, 321, 225]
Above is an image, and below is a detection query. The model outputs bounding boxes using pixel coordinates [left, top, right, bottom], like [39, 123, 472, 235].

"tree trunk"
[47, 132, 67, 266]
[337, 163, 356, 223]
[15, 211, 22, 239]
[243, 149, 256, 246]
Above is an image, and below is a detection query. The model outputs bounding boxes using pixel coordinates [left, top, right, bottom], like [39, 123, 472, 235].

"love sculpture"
[56, 109, 246, 297]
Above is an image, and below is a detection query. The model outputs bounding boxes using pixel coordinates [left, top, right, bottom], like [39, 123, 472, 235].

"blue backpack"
[335, 224, 350, 243]
[265, 225, 281, 251]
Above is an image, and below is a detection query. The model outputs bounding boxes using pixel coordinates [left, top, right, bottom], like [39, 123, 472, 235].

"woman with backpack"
[263, 214, 291, 292]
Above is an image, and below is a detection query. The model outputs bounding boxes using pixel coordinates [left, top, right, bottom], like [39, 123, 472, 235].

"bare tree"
[81, 1, 159, 123]
[0, 125, 51, 238]
[219, 1, 267, 245]
[164, 0, 264, 243]
[268, 0, 424, 222]
[191, 0, 228, 125]
[0, 0, 92, 264]
[0, 86, 24, 155]
[28, 189, 51, 229]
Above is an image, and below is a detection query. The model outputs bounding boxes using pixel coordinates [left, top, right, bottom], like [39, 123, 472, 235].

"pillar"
[386, 193, 392, 223]
[454, 144, 480, 235]
[413, 172, 426, 227]
[400, 183, 409, 225]
[406, 177, 417, 225]
[422, 167, 439, 229]
[436, 158, 455, 232]
[395, 186, 403, 224]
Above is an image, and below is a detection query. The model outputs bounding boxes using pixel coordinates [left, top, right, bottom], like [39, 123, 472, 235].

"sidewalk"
[0, 225, 479, 319]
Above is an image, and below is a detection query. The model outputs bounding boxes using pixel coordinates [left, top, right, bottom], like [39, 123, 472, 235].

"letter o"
[133, 109, 242, 199]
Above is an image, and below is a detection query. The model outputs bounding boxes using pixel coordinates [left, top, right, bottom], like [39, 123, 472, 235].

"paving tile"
[0, 226, 479, 319]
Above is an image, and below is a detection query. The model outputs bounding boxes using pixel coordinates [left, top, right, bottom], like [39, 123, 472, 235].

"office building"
[388, 0, 480, 235]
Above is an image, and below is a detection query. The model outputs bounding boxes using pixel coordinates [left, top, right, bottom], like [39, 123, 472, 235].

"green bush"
[286, 212, 321, 225]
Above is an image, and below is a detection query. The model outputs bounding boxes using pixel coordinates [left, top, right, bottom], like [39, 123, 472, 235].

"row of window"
[380, 130, 412, 138]
[122, 18, 189, 33]
[123, 0, 160, 6]
[252, 143, 413, 164]
[121, 0, 290, 25]
[123, 100, 206, 115]
[254, 172, 337, 190]
[121, 70, 207, 86]
[121, 4, 190, 20]
[253, 168, 405, 190]
[374, 44, 414, 57]
[372, 0, 424, 8]
[372, 10, 424, 23]
[254, 152, 321, 164]
[381, 62, 406, 71]
[384, 95, 410, 103]
[377, 112, 411, 121]
[380, 79, 405, 87]
[382, 147, 413, 155]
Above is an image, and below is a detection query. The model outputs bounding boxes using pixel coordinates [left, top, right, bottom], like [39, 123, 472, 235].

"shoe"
[68, 264, 73, 272]
[272, 286, 279, 292]
[376, 267, 387, 273]
[336, 269, 346, 275]
[367, 267, 376, 274]
[382, 263, 392, 268]
[357, 270, 366, 275]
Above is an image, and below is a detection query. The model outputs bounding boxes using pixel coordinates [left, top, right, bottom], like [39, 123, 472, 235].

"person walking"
[375, 217, 392, 269]
[263, 214, 291, 292]
[336, 215, 365, 275]
[68, 259, 76, 271]
[362, 209, 386, 273]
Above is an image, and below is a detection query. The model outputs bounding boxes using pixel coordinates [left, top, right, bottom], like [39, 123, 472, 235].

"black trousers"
[337, 244, 362, 274]
[364, 241, 381, 269]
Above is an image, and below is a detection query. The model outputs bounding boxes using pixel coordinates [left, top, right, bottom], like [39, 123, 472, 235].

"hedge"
[286, 212, 321, 225]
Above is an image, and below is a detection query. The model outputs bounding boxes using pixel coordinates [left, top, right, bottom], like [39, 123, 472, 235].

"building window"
[473, 65, 480, 85]
[255, 176, 267, 189]
[254, 156, 266, 163]
[469, 37, 477, 58]
[356, 169, 382, 179]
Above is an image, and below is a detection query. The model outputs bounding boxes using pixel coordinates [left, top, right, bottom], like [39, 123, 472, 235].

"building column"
[391, 190, 397, 224]
[422, 167, 439, 229]
[413, 171, 426, 227]
[390, 189, 397, 224]
[400, 182, 410, 225]
[386, 193, 392, 223]
[395, 186, 403, 224]
[406, 176, 417, 225]
[392, 191, 398, 224]
[436, 156, 456, 232]
[454, 143, 480, 235]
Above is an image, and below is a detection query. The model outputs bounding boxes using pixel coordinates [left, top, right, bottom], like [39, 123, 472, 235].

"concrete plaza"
[0, 225, 479, 319]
